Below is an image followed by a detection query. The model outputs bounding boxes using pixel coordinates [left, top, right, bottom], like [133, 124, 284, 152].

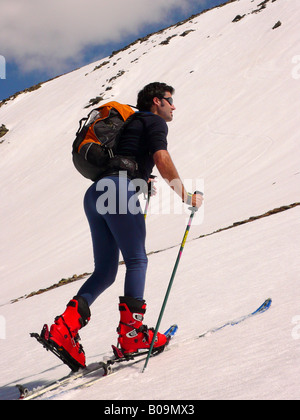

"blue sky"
[0, 0, 226, 101]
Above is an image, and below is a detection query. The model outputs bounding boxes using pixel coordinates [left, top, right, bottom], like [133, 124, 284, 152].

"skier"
[45, 82, 203, 369]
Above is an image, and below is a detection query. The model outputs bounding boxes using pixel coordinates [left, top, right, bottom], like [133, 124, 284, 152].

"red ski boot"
[117, 296, 167, 355]
[48, 296, 91, 370]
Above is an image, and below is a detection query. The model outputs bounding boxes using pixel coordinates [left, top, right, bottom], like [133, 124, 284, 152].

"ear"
[152, 96, 161, 106]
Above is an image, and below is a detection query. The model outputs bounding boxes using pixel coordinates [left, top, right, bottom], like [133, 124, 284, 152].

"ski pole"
[142, 191, 203, 372]
[144, 175, 156, 219]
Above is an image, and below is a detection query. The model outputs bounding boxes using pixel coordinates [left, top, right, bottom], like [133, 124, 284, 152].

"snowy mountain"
[1, 0, 300, 400]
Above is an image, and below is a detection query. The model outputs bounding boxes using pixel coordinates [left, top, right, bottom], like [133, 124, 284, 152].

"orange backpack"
[72, 101, 136, 181]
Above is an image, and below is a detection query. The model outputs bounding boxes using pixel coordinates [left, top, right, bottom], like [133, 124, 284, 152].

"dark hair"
[136, 82, 175, 111]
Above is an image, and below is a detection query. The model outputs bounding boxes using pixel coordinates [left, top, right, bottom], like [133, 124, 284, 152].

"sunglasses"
[162, 96, 174, 106]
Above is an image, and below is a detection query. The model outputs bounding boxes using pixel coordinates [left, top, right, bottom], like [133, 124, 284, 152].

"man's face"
[155, 92, 176, 122]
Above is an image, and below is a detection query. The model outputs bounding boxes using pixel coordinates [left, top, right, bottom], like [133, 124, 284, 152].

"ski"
[49, 324, 178, 398]
[198, 298, 272, 338]
[17, 297, 270, 400]
[16, 362, 107, 400]
[17, 324, 178, 400]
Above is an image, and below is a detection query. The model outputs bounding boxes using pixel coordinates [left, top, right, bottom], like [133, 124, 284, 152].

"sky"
[0, 0, 227, 101]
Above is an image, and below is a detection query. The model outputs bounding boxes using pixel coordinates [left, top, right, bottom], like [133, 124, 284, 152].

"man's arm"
[153, 150, 203, 208]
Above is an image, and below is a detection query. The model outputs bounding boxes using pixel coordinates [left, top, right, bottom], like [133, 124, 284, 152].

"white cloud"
[0, 0, 206, 74]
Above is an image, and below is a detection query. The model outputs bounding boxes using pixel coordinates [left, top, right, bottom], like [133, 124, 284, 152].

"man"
[45, 82, 203, 370]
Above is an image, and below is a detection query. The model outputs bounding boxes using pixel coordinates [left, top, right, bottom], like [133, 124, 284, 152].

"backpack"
[72, 101, 138, 181]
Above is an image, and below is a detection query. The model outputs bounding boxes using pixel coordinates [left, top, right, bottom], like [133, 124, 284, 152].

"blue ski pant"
[77, 175, 148, 307]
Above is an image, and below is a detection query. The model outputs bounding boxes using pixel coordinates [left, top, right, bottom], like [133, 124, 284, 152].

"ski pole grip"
[189, 190, 203, 212]
[148, 175, 156, 197]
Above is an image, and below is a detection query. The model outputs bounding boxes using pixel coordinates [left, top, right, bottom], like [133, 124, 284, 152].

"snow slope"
[0, 0, 300, 400]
